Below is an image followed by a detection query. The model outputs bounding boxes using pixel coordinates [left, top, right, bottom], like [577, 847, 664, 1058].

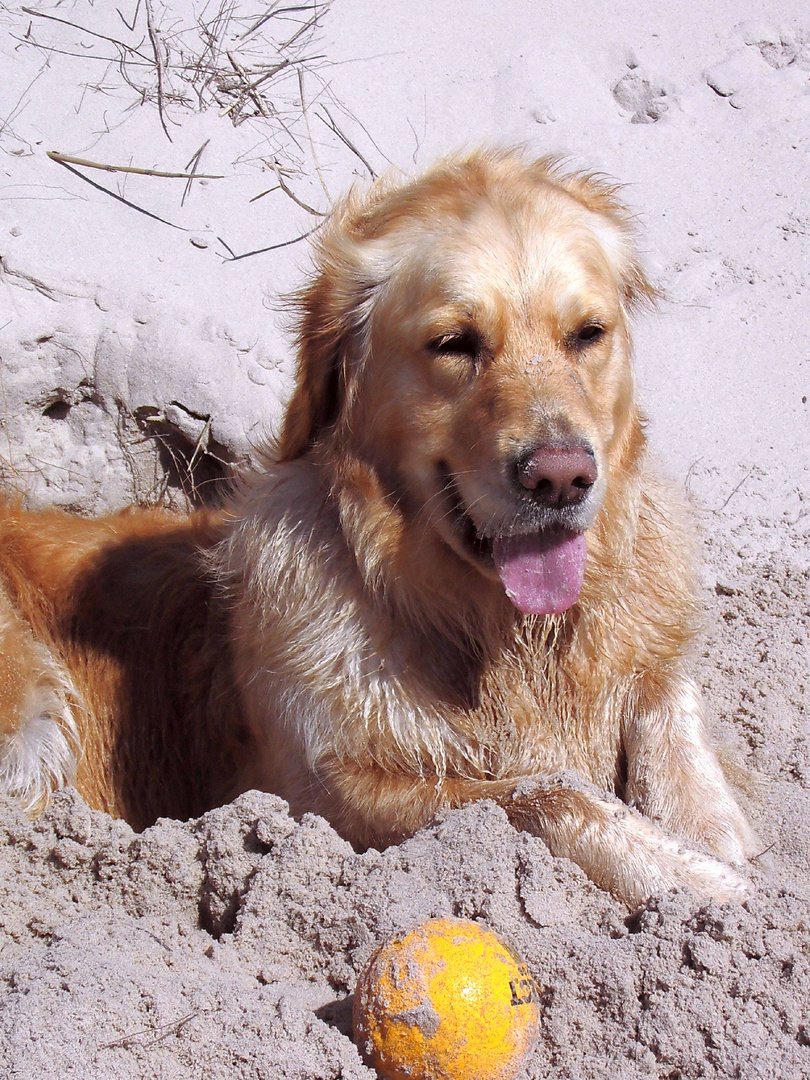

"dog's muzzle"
[441, 442, 599, 616]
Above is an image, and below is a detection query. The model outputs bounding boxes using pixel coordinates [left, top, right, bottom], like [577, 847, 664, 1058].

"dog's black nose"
[514, 444, 597, 508]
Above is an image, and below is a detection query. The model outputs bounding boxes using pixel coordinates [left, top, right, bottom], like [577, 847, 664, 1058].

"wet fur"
[0, 149, 754, 904]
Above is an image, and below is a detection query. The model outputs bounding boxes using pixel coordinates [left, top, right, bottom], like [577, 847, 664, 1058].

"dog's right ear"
[277, 190, 388, 462]
[276, 266, 346, 462]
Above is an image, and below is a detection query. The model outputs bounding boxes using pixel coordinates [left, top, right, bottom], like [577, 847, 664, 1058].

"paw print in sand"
[612, 65, 670, 124]
[704, 24, 810, 109]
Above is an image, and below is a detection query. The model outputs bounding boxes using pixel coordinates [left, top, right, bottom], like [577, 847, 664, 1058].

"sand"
[1, 1, 808, 1077]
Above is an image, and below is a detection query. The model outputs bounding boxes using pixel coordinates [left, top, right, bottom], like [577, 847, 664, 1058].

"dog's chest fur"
[221, 466, 626, 800]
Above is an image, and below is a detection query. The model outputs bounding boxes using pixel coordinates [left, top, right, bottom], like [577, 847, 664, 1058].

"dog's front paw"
[671, 845, 749, 903]
[507, 771, 750, 906]
[659, 787, 758, 869]
[703, 806, 758, 867]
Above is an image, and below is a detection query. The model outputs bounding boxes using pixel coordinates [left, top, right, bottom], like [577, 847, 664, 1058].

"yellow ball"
[353, 917, 540, 1080]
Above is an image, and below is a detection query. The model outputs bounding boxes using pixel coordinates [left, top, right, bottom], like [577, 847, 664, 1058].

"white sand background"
[1, 2, 809, 1077]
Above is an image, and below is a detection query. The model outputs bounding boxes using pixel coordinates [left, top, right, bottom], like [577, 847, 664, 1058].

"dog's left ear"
[547, 164, 659, 310]
[589, 209, 659, 311]
[277, 190, 389, 463]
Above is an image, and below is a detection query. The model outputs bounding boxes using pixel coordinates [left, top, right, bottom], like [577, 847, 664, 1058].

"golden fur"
[0, 149, 754, 904]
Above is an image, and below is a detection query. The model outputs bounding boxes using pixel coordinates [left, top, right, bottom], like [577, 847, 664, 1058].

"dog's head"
[279, 149, 654, 617]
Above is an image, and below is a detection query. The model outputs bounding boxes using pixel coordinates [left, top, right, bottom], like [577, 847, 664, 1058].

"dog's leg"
[0, 596, 80, 813]
[622, 674, 756, 866]
[318, 758, 746, 906]
[507, 771, 747, 907]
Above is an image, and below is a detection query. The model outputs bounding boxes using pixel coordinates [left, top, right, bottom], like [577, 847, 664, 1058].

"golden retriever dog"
[0, 148, 754, 905]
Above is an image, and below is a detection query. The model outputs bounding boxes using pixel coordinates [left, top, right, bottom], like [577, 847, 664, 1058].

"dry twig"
[249, 184, 282, 203]
[0, 59, 48, 145]
[49, 157, 185, 230]
[226, 49, 269, 117]
[143, 0, 172, 141]
[220, 223, 321, 261]
[317, 104, 376, 178]
[714, 467, 755, 513]
[219, 57, 295, 118]
[750, 840, 777, 863]
[279, 4, 328, 51]
[20, 6, 151, 61]
[100, 1012, 199, 1051]
[182, 139, 211, 205]
[116, 0, 143, 34]
[241, 3, 319, 39]
[187, 418, 213, 475]
[46, 150, 222, 180]
[269, 159, 324, 215]
[298, 66, 331, 203]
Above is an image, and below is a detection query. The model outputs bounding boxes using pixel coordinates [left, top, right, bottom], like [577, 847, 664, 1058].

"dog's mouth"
[439, 466, 587, 616]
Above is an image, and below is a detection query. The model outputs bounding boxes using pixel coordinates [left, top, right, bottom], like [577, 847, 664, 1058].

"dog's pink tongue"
[492, 531, 586, 615]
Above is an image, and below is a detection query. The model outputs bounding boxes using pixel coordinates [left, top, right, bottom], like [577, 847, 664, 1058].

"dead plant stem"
[20, 7, 151, 62]
[143, 0, 172, 141]
[50, 158, 185, 230]
[47, 150, 222, 180]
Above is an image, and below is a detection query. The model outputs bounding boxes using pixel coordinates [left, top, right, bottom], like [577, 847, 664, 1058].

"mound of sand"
[1, 512, 807, 1079]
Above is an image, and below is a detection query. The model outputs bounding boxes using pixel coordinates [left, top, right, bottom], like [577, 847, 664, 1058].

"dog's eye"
[573, 324, 605, 348]
[428, 328, 481, 361]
